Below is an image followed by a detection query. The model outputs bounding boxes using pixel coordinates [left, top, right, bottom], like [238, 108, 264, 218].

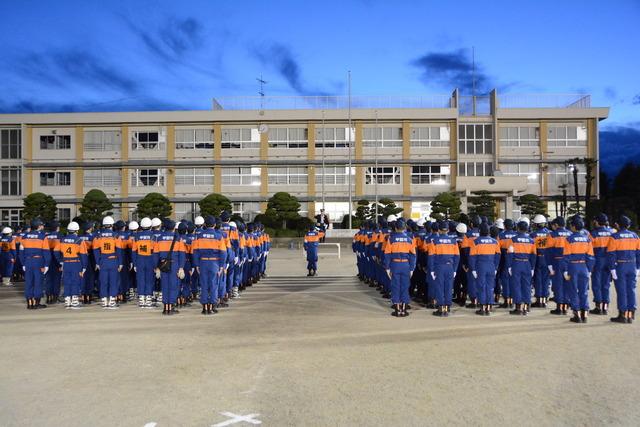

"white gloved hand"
[508, 267, 512, 276]
[409, 271, 413, 278]
[177, 268, 185, 280]
[472, 271, 478, 279]
[494, 270, 498, 276]
[531, 270, 535, 277]
[636, 269, 640, 277]
[59, 264, 63, 272]
[43, 266, 49, 275]
[611, 270, 618, 281]
[95, 265, 100, 271]
[386, 269, 392, 279]
[431, 272, 436, 281]
[117, 265, 123, 272]
[129, 263, 133, 271]
[453, 272, 457, 278]
[155, 269, 161, 279]
[190, 268, 195, 275]
[563, 272, 571, 281]
[23, 266, 26, 272]
[133, 266, 137, 273]
[80, 268, 85, 277]
[234, 257, 239, 264]
[548, 265, 555, 276]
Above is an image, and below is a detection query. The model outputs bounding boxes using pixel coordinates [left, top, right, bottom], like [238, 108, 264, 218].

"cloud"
[633, 94, 640, 105]
[599, 124, 640, 176]
[253, 42, 332, 96]
[411, 48, 494, 94]
[0, 97, 189, 114]
[604, 86, 617, 101]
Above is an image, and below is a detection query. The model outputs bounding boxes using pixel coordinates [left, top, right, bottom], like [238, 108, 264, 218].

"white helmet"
[532, 214, 547, 225]
[128, 221, 139, 231]
[2, 227, 12, 234]
[140, 217, 152, 228]
[517, 216, 530, 225]
[387, 214, 398, 222]
[102, 216, 114, 226]
[416, 218, 426, 227]
[174, 221, 180, 230]
[228, 221, 237, 228]
[67, 222, 80, 232]
[495, 218, 505, 230]
[151, 217, 162, 228]
[456, 223, 468, 234]
[194, 216, 205, 226]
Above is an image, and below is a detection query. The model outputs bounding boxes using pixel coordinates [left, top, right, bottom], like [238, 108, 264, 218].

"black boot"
[609, 312, 627, 323]
[570, 311, 582, 323]
[550, 304, 563, 315]
[580, 310, 587, 323]
[589, 303, 602, 315]
[509, 304, 522, 315]
[201, 304, 207, 315]
[391, 304, 400, 317]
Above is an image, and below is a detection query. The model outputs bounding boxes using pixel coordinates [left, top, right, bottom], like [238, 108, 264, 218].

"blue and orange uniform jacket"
[414, 228, 428, 270]
[607, 229, 640, 270]
[303, 231, 320, 251]
[92, 229, 124, 267]
[590, 226, 613, 261]
[382, 232, 416, 270]
[220, 223, 237, 261]
[426, 234, 460, 271]
[243, 231, 255, 261]
[469, 236, 501, 271]
[498, 229, 518, 269]
[46, 231, 61, 267]
[560, 233, 595, 272]
[54, 234, 88, 270]
[545, 227, 572, 267]
[18, 230, 52, 268]
[0, 235, 17, 263]
[152, 231, 186, 270]
[130, 229, 156, 264]
[530, 227, 551, 268]
[505, 233, 537, 269]
[191, 228, 228, 269]
[460, 228, 480, 270]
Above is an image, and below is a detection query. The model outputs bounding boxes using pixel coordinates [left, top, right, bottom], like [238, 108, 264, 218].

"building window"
[268, 167, 308, 185]
[221, 167, 261, 186]
[268, 128, 308, 149]
[131, 131, 164, 151]
[0, 129, 21, 159]
[0, 209, 22, 227]
[458, 124, 493, 154]
[83, 169, 121, 187]
[1, 166, 21, 195]
[315, 127, 353, 148]
[365, 167, 401, 185]
[175, 168, 214, 186]
[174, 202, 199, 221]
[131, 169, 165, 187]
[363, 127, 403, 148]
[40, 171, 71, 186]
[410, 126, 450, 148]
[458, 162, 493, 177]
[57, 208, 71, 224]
[232, 202, 260, 221]
[222, 128, 260, 149]
[501, 164, 539, 183]
[547, 163, 586, 192]
[499, 126, 539, 147]
[548, 125, 587, 147]
[411, 165, 451, 184]
[315, 166, 354, 185]
[84, 130, 121, 151]
[40, 135, 71, 150]
[176, 129, 214, 150]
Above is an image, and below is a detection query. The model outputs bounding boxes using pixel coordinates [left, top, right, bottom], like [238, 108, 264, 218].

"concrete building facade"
[0, 90, 608, 226]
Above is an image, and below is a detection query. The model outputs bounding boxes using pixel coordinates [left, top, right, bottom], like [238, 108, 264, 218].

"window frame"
[221, 128, 260, 149]
[175, 168, 214, 186]
[268, 166, 309, 185]
[0, 129, 21, 159]
[362, 127, 403, 148]
[410, 164, 451, 185]
[175, 128, 214, 150]
[39, 171, 71, 186]
[410, 126, 450, 148]
[84, 130, 121, 151]
[268, 128, 308, 149]
[458, 124, 493, 155]
[131, 131, 164, 151]
[365, 166, 401, 185]
[0, 166, 21, 195]
[40, 134, 71, 150]
[221, 167, 262, 186]
[131, 168, 166, 187]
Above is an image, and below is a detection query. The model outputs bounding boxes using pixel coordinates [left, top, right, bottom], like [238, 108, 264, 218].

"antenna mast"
[257, 75, 267, 111]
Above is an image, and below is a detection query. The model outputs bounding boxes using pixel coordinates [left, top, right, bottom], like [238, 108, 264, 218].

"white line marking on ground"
[143, 423, 157, 427]
[212, 412, 262, 426]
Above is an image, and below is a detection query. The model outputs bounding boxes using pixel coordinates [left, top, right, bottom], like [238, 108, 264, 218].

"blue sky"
[1, 0, 638, 176]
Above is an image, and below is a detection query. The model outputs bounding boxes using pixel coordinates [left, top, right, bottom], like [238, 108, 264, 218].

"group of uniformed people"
[352, 213, 640, 324]
[1, 212, 271, 315]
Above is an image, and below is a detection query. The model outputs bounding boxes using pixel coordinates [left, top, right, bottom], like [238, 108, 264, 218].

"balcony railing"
[498, 93, 591, 109]
[213, 95, 453, 110]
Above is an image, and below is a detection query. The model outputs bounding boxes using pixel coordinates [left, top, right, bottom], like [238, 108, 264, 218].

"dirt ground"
[1, 247, 638, 426]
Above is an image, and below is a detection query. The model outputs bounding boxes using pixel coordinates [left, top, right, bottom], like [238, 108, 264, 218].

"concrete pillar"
[75, 126, 84, 199]
[120, 125, 129, 200]
[449, 120, 457, 189]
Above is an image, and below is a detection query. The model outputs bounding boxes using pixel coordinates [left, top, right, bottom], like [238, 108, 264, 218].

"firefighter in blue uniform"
[428, 221, 460, 317]
[383, 218, 416, 317]
[192, 215, 227, 315]
[54, 221, 88, 309]
[93, 216, 124, 309]
[530, 215, 551, 308]
[498, 219, 517, 308]
[469, 223, 501, 316]
[304, 224, 320, 276]
[461, 215, 481, 308]
[0, 227, 16, 286]
[506, 221, 537, 315]
[607, 216, 640, 324]
[153, 219, 186, 315]
[131, 217, 156, 308]
[589, 213, 614, 315]
[44, 220, 62, 304]
[78, 222, 96, 304]
[18, 219, 51, 309]
[560, 217, 595, 323]
[546, 217, 572, 315]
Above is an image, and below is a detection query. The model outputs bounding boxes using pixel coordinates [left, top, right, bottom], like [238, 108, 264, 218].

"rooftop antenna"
[257, 75, 267, 114]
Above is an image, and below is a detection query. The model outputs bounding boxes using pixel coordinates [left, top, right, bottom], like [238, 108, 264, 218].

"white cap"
[456, 223, 468, 234]
[532, 214, 547, 224]
[517, 216, 530, 225]
[416, 218, 426, 227]
[387, 214, 398, 222]
[67, 222, 79, 232]
[2, 227, 12, 234]
[228, 221, 237, 228]
[151, 217, 162, 227]
[128, 221, 139, 231]
[194, 216, 205, 226]
[140, 217, 152, 228]
[102, 216, 114, 226]
[495, 218, 505, 230]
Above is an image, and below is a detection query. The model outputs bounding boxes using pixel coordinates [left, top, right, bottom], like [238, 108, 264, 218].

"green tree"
[136, 192, 172, 219]
[468, 190, 496, 220]
[79, 189, 113, 223]
[23, 192, 57, 221]
[430, 191, 462, 220]
[265, 192, 301, 229]
[517, 194, 547, 216]
[199, 193, 233, 217]
[355, 199, 371, 223]
[373, 198, 403, 219]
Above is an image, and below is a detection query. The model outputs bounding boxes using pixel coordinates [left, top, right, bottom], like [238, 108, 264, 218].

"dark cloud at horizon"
[599, 124, 640, 177]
